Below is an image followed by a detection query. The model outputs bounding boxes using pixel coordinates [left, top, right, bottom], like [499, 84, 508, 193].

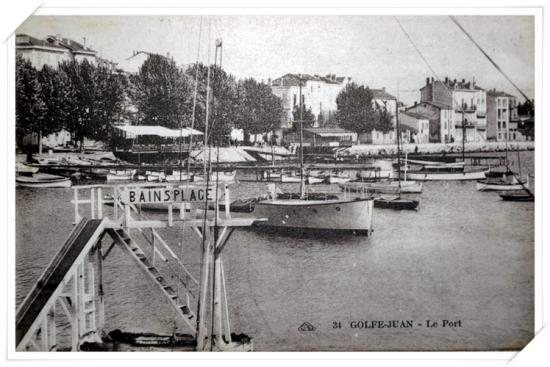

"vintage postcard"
[8, 4, 541, 357]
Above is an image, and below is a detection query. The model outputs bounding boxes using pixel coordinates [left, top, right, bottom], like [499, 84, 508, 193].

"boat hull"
[476, 180, 526, 191]
[406, 169, 488, 181]
[327, 176, 352, 184]
[374, 196, 419, 211]
[113, 150, 190, 164]
[253, 198, 374, 234]
[340, 181, 423, 194]
[16, 174, 71, 188]
[499, 191, 534, 202]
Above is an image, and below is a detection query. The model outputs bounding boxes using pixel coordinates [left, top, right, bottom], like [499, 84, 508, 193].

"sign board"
[120, 186, 221, 204]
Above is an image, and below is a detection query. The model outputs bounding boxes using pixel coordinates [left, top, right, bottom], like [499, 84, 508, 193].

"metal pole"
[299, 75, 305, 198]
[462, 110, 466, 162]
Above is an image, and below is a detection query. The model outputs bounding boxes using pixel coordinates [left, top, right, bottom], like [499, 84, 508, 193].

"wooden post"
[74, 189, 80, 224]
[196, 226, 212, 351]
[213, 251, 223, 347]
[70, 271, 79, 351]
[220, 259, 232, 343]
[47, 304, 56, 350]
[90, 188, 95, 219]
[96, 242, 105, 336]
[224, 185, 230, 219]
[97, 187, 103, 219]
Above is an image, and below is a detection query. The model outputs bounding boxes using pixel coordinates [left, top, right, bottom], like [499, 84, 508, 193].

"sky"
[17, 15, 535, 105]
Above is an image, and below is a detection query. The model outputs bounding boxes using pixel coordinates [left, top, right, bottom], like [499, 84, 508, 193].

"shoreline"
[342, 141, 535, 157]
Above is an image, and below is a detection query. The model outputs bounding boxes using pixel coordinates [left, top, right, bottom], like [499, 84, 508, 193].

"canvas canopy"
[115, 125, 204, 138]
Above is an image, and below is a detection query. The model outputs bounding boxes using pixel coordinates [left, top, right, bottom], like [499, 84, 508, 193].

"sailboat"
[253, 74, 374, 235]
[477, 131, 526, 191]
[371, 102, 419, 211]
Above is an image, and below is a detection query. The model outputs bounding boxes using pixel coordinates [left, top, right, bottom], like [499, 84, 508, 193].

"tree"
[518, 99, 534, 117]
[235, 78, 283, 143]
[37, 65, 74, 147]
[60, 59, 127, 149]
[15, 57, 46, 151]
[373, 103, 394, 133]
[184, 63, 249, 146]
[131, 55, 192, 129]
[335, 83, 377, 134]
[292, 105, 315, 130]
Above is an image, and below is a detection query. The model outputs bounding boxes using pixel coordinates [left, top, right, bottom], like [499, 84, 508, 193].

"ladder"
[106, 228, 197, 335]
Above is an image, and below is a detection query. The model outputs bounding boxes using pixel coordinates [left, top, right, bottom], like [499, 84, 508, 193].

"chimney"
[268, 78, 272, 86]
[382, 87, 386, 92]
[444, 77, 448, 83]
[426, 77, 430, 85]
[431, 77, 434, 83]
[462, 78, 466, 84]
[83, 37, 86, 47]
[414, 101, 417, 106]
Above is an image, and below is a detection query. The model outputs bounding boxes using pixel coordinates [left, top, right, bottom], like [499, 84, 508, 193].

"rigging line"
[449, 16, 531, 102]
[394, 16, 473, 153]
[186, 16, 203, 182]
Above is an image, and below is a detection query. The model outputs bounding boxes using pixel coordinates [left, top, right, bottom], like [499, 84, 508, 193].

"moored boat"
[406, 168, 488, 181]
[16, 173, 71, 188]
[373, 195, 420, 211]
[476, 177, 526, 191]
[106, 169, 137, 182]
[340, 180, 423, 194]
[499, 190, 534, 202]
[16, 162, 39, 175]
[253, 195, 374, 235]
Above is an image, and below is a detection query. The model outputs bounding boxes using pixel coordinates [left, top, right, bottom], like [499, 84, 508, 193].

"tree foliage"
[292, 105, 315, 130]
[235, 78, 283, 137]
[373, 103, 394, 133]
[131, 55, 191, 129]
[60, 59, 127, 147]
[517, 99, 534, 117]
[37, 65, 74, 139]
[335, 83, 377, 134]
[16, 57, 46, 146]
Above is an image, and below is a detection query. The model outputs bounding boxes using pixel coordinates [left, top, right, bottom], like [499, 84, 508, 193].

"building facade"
[399, 111, 430, 144]
[371, 88, 398, 126]
[16, 34, 98, 70]
[270, 73, 350, 129]
[404, 101, 453, 143]
[419, 77, 487, 143]
[486, 90, 522, 142]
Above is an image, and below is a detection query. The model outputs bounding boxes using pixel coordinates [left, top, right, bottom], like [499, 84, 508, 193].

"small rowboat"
[373, 195, 419, 211]
[306, 176, 324, 184]
[16, 173, 71, 188]
[106, 169, 137, 182]
[499, 190, 534, 202]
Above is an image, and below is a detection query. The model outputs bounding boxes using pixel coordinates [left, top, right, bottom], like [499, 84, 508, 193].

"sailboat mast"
[395, 100, 401, 188]
[299, 74, 305, 198]
[462, 110, 466, 162]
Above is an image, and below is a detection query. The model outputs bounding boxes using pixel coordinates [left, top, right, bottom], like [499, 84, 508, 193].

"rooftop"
[16, 34, 65, 50]
[422, 77, 485, 91]
[370, 88, 397, 101]
[400, 111, 429, 120]
[16, 33, 97, 54]
[271, 73, 348, 87]
[487, 90, 516, 98]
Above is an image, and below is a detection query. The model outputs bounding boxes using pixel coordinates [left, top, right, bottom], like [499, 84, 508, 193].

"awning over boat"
[115, 125, 204, 138]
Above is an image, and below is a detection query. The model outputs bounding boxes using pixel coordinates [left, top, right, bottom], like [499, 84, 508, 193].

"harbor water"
[15, 151, 534, 351]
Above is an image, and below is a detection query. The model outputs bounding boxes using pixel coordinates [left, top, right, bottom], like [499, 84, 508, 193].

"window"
[498, 121, 501, 129]
[293, 94, 297, 106]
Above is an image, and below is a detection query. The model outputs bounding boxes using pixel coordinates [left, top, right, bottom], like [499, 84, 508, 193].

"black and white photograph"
[5, 2, 545, 361]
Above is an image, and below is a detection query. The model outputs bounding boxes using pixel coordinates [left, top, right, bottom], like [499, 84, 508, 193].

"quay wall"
[342, 141, 535, 157]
